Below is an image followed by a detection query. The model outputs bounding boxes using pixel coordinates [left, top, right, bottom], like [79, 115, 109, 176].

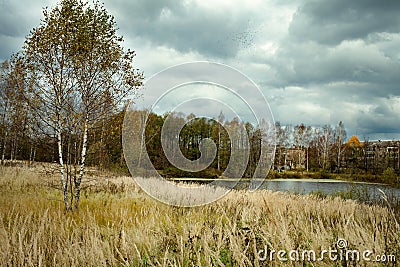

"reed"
[0, 166, 398, 266]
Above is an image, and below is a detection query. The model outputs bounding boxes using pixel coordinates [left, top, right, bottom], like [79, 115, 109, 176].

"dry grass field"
[0, 165, 399, 266]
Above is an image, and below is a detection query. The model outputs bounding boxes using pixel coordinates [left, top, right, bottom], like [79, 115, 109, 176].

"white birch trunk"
[1, 99, 8, 165]
[337, 146, 341, 173]
[29, 145, 33, 164]
[57, 120, 70, 210]
[99, 119, 104, 169]
[306, 147, 309, 172]
[217, 130, 220, 171]
[74, 114, 88, 210]
[10, 138, 14, 161]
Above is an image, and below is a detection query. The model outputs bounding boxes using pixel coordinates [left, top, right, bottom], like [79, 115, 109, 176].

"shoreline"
[169, 177, 391, 186]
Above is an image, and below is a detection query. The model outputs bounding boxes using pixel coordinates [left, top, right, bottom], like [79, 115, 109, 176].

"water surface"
[173, 177, 400, 202]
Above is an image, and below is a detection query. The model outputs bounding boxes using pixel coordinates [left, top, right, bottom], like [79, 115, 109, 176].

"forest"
[1, 87, 399, 182]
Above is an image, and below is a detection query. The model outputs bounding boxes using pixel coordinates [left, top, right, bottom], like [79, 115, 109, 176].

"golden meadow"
[0, 165, 399, 266]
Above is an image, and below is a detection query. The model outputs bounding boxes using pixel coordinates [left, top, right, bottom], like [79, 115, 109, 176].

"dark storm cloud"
[357, 111, 400, 136]
[0, 0, 399, 139]
[265, 0, 400, 138]
[0, 2, 26, 37]
[0, 35, 23, 60]
[272, 0, 400, 89]
[0, 0, 56, 61]
[289, 0, 400, 45]
[0, 0, 28, 59]
[273, 39, 400, 89]
[104, 0, 400, 138]
[108, 0, 256, 58]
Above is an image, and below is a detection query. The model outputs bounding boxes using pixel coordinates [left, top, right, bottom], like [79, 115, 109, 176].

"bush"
[383, 167, 397, 184]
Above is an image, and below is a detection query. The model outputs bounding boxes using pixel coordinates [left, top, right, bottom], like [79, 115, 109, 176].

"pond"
[257, 179, 400, 202]
[171, 178, 400, 203]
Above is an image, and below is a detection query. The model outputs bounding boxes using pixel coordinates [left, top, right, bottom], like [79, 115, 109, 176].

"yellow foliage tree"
[347, 135, 362, 148]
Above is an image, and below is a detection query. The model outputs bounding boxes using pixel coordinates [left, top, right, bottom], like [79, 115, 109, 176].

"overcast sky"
[1, 0, 400, 140]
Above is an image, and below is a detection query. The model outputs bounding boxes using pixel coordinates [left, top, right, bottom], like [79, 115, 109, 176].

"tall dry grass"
[0, 165, 399, 266]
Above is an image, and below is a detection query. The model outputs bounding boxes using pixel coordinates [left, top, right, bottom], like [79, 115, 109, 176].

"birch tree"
[0, 55, 28, 164]
[68, 0, 143, 209]
[274, 122, 289, 170]
[24, 0, 143, 210]
[0, 60, 12, 164]
[294, 123, 306, 168]
[334, 121, 346, 172]
[24, 1, 78, 210]
[315, 125, 333, 171]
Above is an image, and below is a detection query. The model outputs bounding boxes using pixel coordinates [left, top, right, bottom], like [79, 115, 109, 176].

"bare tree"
[0, 60, 12, 164]
[334, 121, 347, 173]
[303, 125, 312, 172]
[274, 122, 290, 170]
[294, 124, 306, 169]
[0, 55, 29, 164]
[315, 125, 333, 171]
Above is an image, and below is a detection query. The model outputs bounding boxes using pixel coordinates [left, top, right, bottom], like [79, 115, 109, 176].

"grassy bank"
[0, 166, 399, 266]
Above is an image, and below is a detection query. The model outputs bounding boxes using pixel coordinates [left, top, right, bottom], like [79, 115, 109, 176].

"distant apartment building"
[361, 140, 400, 172]
[275, 147, 306, 171]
